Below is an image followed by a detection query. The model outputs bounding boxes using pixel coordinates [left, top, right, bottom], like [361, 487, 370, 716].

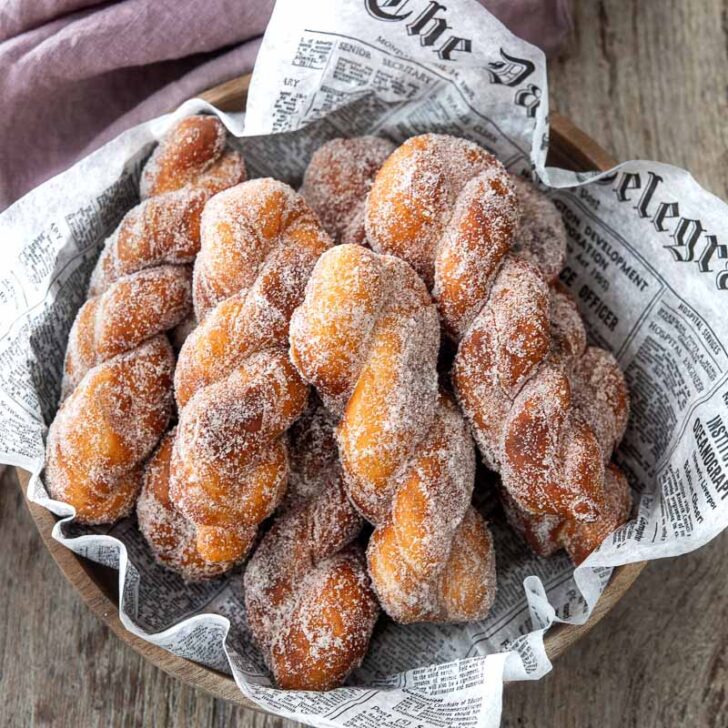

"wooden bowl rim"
[18, 74, 647, 711]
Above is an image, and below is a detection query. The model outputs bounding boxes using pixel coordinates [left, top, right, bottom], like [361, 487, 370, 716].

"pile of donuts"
[45, 115, 631, 692]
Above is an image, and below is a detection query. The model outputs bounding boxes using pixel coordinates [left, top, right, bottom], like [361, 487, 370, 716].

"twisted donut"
[46, 117, 238, 524]
[364, 133, 627, 525]
[140, 115, 246, 200]
[137, 429, 234, 580]
[46, 336, 175, 524]
[301, 136, 396, 246]
[290, 244, 496, 623]
[169, 179, 332, 568]
[244, 402, 379, 690]
[90, 116, 246, 296]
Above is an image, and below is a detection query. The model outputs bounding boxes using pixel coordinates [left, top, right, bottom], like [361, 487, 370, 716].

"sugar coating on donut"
[301, 136, 396, 245]
[452, 257, 551, 469]
[171, 350, 306, 532]
[365, 396, 495, 624]
[285, 397, 339, 506]
[558, 462, 632, 564]
[137, 430, 237, 581]
[169, 180, 332, 568]
[571, 347, 629, 456]
[454, 261, 630, 523]
[501, 361, 606, 521]
[268, 547, 378, 690]
[365, 133, 519, 339]
[548, 288, 587, 365]
[192, 178, 333, 321]
[89, 187, 206, 296]
[389, 394, 475, 579]
[368, 505, 496, 624]
[46, 336, 175, 524]
[63, 265, 192, 398]
[140, 115, 245, 199]
[510, 175, 567, 284]
[500, 485, 562, 557]
[175, 183, 331, 408]
[290, 244, 441, 524]
[243, 403, 377, 690]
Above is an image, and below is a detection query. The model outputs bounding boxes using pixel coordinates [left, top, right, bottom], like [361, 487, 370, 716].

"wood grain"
[3, 0, 728, 725]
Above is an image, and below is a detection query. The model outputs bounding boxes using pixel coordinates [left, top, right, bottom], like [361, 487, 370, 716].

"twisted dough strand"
[169, 179, 332, 568]
[244, 403, 378, 690]
[140, 115, 246, 200]
[454, 281, 629, 520]
[291, 245, 496, 623]
[502, 462, 632, 565]
[63, 265, 191, 398]
[47, 336, 175, 523]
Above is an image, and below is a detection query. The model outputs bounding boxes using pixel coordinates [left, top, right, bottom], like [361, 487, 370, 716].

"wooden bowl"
[16, 75, 647, 712]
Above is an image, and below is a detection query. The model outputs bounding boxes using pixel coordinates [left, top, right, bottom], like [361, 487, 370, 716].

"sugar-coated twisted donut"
[140, 115, 246, 200]
[290, 244, 496, 623]
[364, 133, 627, 526]
[46, 336, 175, 524]
[45, 116, 240, 524]
[364, 133, 566, 340]
[366, 395, 496, 622]
[366, 133, 519, 341]
[244, 402, 379, 690]
[89, 115, 246, 296]
[301, 136, 396, 246]
[137, 429, 235, 581]
[169, 179, 332, 569]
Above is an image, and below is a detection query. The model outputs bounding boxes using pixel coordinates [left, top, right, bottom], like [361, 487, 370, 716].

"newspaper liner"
[2, 0, 728, 725]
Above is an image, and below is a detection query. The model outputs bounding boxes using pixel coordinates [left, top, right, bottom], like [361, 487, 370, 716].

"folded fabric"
[0, 0, 571, 209]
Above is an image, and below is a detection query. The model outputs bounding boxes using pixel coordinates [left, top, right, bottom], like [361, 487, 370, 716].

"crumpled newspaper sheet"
[2, 0, 728, 726]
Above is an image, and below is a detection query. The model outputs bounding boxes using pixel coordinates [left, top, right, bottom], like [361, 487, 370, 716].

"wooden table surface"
[3, 2, 728, 726]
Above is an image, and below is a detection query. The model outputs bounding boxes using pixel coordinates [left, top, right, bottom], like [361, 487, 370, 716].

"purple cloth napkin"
[0, 0, 571, 210]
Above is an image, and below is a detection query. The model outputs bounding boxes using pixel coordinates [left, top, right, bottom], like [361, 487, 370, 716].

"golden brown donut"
[169, 179, 332, 569]
[46, 336, 175, 524]
[290, 244, 497, 623]
[364, 134, 628, 523]
[301, 136, 396, 245]
[45, 117, 239, 524]
[137, 429, 241, 580]
[366, 396, 497, 622]
[62, 265, 192, 398]
[244, 401, 379, 690]
[88, 188, 206, 296]
[366, 133, 519, 340]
